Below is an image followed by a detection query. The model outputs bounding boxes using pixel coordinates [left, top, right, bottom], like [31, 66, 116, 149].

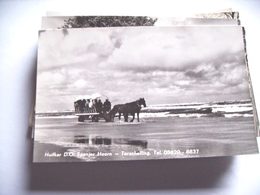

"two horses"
[111, 98, 146, 122]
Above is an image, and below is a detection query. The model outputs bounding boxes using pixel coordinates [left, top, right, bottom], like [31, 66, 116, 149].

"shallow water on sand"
[33, 116, 258, 162]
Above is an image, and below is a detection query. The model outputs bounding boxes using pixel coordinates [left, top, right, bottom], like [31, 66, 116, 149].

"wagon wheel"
[92, 115, 99, 122]
[78, 116, 85, 122]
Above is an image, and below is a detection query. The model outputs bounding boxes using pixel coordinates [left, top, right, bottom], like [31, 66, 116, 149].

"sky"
[36, 26, 250, 112]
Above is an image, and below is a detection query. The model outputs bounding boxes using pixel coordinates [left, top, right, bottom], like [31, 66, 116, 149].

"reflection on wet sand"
[34, 116, 258, 162]
[74, 135, 148, 149]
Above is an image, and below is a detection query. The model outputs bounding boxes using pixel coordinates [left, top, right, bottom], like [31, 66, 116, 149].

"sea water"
[34, 101, 258, 162]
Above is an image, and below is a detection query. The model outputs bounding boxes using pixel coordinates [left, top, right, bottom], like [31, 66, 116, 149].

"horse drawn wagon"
[75, 108, 100, 122]
[74, 97, 146, 123]
[74, 97, 111, 122]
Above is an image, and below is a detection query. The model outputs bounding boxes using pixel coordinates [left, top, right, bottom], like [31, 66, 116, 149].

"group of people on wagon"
[74, 98, 111, 114]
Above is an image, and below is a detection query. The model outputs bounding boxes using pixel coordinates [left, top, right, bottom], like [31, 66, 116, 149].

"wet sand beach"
[33, 116, 258, 162]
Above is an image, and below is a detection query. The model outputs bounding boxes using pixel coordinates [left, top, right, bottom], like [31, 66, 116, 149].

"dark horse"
[112, 98, 146, 122]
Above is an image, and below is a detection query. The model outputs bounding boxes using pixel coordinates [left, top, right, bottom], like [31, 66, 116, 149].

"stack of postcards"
[32, 10, 259, 162]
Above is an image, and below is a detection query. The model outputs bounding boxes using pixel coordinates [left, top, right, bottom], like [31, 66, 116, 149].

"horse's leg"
[130, 113, 135, 122]
[124, 113, 128, 122]
[111, 114, 114, 122]
[137, 112, 140, 122]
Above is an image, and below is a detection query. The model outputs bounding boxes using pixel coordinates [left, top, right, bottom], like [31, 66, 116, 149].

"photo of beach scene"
[33, 26, 258, 162]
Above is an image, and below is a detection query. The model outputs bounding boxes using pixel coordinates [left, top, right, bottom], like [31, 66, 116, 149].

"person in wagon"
[85, 99, 90, 112]
[103, 99, 111, 113]
[82, 99, 86, 112]
[74, 101, 79, 112]
[96, 99, 103, 113]
[91, 99, 97, 112]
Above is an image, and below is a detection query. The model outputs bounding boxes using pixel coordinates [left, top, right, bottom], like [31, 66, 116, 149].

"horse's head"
[139, 98, 146, 107]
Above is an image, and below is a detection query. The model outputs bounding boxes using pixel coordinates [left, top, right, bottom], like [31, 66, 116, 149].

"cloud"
[36, 26, 250, 112]
[103, 26, 244, 73]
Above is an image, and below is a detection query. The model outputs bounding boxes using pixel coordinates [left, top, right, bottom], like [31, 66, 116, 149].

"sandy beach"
[33, 115, 258, 162]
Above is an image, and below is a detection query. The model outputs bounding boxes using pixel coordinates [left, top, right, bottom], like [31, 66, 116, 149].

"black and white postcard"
[33, 26, 258, 162]
[38, 15, 260, 137]
[41, 15, 240, 29]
